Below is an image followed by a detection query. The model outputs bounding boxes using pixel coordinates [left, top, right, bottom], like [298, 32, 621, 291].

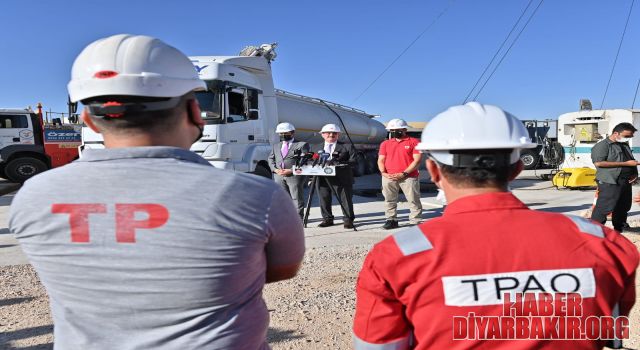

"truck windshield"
[196, 89, 223, 125]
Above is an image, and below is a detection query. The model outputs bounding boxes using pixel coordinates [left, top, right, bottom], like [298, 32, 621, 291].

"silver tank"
[276, 90, 386, 147]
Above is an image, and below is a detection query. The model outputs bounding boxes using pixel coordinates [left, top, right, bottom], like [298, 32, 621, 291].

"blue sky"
[1, 0, 639, 122]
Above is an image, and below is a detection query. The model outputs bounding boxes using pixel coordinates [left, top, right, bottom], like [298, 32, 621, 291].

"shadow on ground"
[267, 327, 305, 344]
[0, 325, 52, 350]
[0, 297, 34, 307]
[538, 204, 592, 213]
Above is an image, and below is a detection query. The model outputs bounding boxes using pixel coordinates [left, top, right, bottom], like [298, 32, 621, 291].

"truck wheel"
[352, 154, 367, 177]
[5, 157, 48, 183]
[365, 152, 378, 174]
[252, 164, 273, 179]
[520, 149, 540, 170]
[0, 163, 6, 179]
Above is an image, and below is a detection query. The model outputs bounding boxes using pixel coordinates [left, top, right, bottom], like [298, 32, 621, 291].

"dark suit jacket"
[310, 142, 357, 185]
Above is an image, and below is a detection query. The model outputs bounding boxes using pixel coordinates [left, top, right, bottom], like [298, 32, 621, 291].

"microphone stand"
[302, 151, 356, 231]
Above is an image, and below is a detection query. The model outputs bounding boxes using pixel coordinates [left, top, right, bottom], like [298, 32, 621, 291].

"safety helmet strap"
[86, 97, 182, 118]
[428, 149, 514, 168]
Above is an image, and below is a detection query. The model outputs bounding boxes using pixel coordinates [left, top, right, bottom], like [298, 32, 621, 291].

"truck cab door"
[0, 113, 34, 149]
[219, 86, 262, 171]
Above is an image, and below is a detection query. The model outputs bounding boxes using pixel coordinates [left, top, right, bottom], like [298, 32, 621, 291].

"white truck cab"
[190, 54, 278, 176]
[0, 108, 47, 181]
[0, 109, 37, 149]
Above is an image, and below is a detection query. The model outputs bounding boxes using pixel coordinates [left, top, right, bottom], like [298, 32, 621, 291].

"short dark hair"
[83, 93, 193, 135]
[612, 122, 637, 134]
[438, 162, 520, 188]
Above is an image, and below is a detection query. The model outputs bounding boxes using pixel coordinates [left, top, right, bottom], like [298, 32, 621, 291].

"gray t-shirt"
[591, 138, 638, 184]
[9, 147, 305, 350]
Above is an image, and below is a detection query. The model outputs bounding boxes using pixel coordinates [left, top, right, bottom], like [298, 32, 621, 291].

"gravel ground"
[1, 240, 638, 350]
[264, 245, 370, 349]
[0, 265, 52, 350]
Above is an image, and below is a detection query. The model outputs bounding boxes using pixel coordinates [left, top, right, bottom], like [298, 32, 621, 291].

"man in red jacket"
[353, 102, 639, 350]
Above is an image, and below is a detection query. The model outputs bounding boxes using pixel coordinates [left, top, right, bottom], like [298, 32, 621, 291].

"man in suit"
[314, 123, 357, 228]
[268, 122, 310, 219]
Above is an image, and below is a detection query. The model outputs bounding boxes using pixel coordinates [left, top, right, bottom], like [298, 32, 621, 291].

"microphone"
[300, 152, 313, 166]
[320, 153, 329, 168]
[327, 151, 340, 166]
[311, 151, 323, 167]
[293, 149, 302, 167]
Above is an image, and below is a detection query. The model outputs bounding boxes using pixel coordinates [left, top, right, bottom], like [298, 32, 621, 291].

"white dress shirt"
[324, 142, 336, 159]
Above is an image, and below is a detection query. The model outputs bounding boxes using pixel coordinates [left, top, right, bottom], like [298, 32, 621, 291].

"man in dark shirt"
[591, 122, 639, 232]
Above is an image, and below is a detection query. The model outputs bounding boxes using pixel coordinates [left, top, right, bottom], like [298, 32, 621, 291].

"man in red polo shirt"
[378, 118, 422, 229]
[354, 102, 638, 349]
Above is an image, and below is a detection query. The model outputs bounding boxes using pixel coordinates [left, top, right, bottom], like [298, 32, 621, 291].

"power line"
[472, 0, 545, 101]
[462, 0, 535, 104]
[632, 78, 640, 108]
[352, 0, 455, 104]
[601, 0, 635, 109]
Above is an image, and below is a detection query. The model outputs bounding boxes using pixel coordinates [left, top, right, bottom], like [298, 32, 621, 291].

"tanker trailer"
[275, 90, 386, 176]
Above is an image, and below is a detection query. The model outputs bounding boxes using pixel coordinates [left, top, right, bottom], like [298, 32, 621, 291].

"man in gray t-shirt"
[590, 122, 639, 232]
[9, 34, 305, 350]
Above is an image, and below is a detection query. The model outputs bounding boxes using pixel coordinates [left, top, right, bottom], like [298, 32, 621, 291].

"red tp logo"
[52, 203, 169, 243]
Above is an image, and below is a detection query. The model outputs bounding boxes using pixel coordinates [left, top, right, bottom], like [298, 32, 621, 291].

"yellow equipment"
[552, 168, 597, 189]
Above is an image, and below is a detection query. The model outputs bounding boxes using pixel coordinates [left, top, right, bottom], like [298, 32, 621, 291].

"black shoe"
[382, 220, 399, 230]
[318, 219, 334, 227]
[344, 220, 355, 229]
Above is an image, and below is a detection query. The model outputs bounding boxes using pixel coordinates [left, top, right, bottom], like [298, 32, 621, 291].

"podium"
[295, 164, 356, 231]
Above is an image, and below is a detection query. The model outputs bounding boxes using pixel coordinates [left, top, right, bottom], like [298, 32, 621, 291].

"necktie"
[280, 141, 289, 168]
[325, 143, 334, 159]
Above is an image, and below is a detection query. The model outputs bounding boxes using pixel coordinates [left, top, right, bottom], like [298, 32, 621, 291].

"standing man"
[378, 118, 422, 229]
[591, 122, 639, 232]
[268, 122, 310, 219]
[314, 123, 357, 228]
[10, 34, 305, 350]
[353, 102, 638, 349]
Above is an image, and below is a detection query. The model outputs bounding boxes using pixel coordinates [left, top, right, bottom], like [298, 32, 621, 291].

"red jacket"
[354, 192, 638, 349]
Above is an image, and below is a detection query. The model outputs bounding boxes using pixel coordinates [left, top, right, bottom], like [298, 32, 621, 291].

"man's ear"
[509, 160, 524, 181]
[426, 158, 441, 185]
[187, 98, 204, 127]
[81, 109, 101, 134]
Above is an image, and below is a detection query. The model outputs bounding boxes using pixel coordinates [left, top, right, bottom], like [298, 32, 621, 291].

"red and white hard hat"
[321, 124, 341, 133]
[386, 118, 409, 130]
[275, 122, 295, 133]
[416, 102, 536, 165]
[68, 34, 206, 103]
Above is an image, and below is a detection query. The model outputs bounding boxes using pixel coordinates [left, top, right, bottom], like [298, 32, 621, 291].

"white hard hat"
[416, 102, 537, 166]
[68, 34, 206, 103]
[275, 122, 295, 133]
[321, 124, 341, 133]
[386, 118, 409, 130]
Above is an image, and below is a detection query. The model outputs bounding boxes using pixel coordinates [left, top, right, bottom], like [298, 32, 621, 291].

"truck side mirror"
[248, 110, 259, 120]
